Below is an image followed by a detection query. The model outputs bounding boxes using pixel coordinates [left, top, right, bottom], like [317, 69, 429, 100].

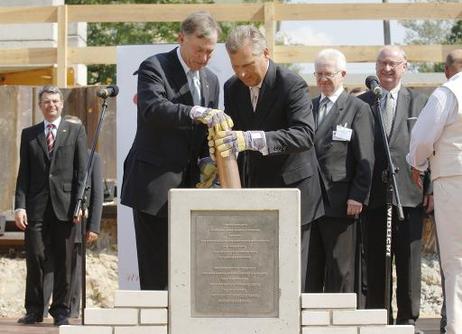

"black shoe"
[17, 313, 43, 324]
[53, 314, 70, 326]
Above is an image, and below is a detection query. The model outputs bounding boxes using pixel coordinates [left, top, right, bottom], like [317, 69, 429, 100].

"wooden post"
[264, 2, 276, 57]
[216, 153, 241, 188]
[56, 5, 68, 87]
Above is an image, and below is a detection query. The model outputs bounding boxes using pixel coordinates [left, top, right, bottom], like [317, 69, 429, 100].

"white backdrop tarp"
[116, 44, 234, 289]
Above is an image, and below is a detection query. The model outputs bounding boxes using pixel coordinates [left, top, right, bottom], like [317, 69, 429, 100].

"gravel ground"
[0, 250, 443, 318]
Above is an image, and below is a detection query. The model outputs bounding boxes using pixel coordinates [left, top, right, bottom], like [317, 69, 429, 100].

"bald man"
[407, 49, 462, 334]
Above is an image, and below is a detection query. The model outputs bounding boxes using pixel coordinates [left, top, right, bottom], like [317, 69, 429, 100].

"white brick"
[301, 310, 330, 326]
[115, 290, 168, 308]
[360, 325, 414, 334]
[114, 326, 167, 334]
[333, 309, 387, 325]
[302, 293, 357, 309]
[140, 308, 168, 324]
[302, 327, 357, 334]
[85, 308, 138, 325]
[60, 325, 113, 334]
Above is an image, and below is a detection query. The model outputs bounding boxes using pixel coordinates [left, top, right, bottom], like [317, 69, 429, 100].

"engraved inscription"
[191, 211, 279, 317]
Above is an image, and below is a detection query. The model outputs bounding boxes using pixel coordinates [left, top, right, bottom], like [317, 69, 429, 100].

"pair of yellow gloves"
[194, 108, 248, 188]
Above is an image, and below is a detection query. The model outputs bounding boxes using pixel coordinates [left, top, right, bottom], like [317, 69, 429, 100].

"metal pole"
[383, 0, 391, 45]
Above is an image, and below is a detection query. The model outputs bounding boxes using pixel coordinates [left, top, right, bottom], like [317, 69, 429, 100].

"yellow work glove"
[213, 130, 248, 158]
[191, 108, 234, 133]
[195, 157, 217, 188]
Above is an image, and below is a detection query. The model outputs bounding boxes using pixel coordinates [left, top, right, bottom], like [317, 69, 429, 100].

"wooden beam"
[68, 46, 117, 65]
[264, 2, 276, 57]
[0, 48, 56, 65]
[273, 45, 462, 64]
[274, 3, 462, 20]
[0, 6, 56, 24]
[56, 5, 68, 88]
[68, 4, 263, 23]
[0, 68, 53, 85]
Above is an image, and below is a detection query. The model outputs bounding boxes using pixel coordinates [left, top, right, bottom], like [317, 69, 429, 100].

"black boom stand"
[373, 93, 405, 324]
[73, 86, 117, 325]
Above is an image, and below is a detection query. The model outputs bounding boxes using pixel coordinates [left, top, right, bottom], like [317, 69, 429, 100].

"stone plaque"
[191, 211, 279, 317]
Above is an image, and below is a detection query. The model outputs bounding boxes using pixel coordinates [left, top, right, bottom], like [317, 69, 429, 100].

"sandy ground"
[0, 249, 442, 319]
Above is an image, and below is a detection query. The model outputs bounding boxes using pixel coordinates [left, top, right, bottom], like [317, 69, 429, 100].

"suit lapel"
[314, 92, 345, 146]
[168, 48, 194, 105]
[254, 60, 276, 127]
[389, 87, 409, 143]
[35, 122, 49, 158]
[51, 119, 69, 162]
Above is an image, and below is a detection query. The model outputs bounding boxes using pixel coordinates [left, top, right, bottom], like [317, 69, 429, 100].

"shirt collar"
[44, 116, 61, 130]
[321, 86, 344, 104]
[249, 61, 270, 91]
[177, 46, 194, 76]
[382, 82, 401, 100]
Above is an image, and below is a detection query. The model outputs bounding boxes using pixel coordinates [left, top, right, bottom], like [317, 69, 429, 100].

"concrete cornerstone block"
[301, 310, 330, 326]
[115, 290, 168, 308]
[84, 308, 138, 325]
[302, 327, 357, 334]
[59, 325, 113, 334]
[140, 308, 168, 324]
[301, 293, 357, 309]
[360, 325, 414, 334]
[333, 309, 387, 325]
[114, 326, 168, 334]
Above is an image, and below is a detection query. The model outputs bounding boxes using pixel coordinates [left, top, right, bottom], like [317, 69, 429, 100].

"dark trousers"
[133, 209, 168, 290]
[25, 202, 75, 317]
[364, 205, 423, 324]
[301, 223, 311, 292]
[306, 216, 357, 293]
[43, 241, 82, 318]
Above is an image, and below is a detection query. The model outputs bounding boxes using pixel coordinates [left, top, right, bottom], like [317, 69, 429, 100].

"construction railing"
[0, 2, 461, 87]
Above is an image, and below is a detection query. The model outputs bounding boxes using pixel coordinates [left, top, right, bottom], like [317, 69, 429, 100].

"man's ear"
[178, 32, 184, 45]
[263, 48, 270, 59]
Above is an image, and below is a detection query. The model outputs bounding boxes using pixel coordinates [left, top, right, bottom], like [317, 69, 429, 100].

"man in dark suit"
[359, 45, 431, 331]
[15, 86, 87, 326]
[43, 150, 103, 318]
[211, 25, 324, 292]
[306, 49, 374, 294]
[120, 11, 231, 290]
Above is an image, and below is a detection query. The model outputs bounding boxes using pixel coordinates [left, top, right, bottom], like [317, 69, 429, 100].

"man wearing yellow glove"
[221, 25, 325, 292]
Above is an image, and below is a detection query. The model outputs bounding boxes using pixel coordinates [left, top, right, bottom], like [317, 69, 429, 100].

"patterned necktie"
[384, 93, 395, 136]
[46, 123, 55, 155]
[188, 70, 201, 106]
[317, 96, 330, 126]
[250, 86, 259, 112]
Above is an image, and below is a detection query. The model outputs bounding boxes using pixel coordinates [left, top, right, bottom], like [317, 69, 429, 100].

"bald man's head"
[445, 49, 462, 79]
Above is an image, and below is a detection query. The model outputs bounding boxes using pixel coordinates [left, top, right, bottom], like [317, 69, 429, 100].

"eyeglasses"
[40, 99, 62, 105]
[376, 60, 405, 69]
[314, 71, 340, 79]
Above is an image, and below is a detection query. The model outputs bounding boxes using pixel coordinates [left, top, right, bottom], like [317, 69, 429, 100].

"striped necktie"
[317, 96, 330, 126]
[46, 123, 55, 155]
[188, 70, 201, 106]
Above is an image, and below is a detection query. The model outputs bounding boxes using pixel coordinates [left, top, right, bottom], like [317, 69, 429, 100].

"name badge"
[332, 124, 352, 141]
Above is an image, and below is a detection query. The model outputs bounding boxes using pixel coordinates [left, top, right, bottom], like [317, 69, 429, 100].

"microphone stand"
[373, 93, 404, 324]
[73, 96, 111, 325]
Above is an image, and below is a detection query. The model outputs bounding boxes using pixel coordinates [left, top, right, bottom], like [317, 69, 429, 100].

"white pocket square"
[407, 117, 418, 120]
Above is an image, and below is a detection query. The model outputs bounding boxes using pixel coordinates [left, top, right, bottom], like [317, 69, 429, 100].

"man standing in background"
[359, 46, 431, 332]
[121, 11, 232, 290]
[407, 49, 462, 334]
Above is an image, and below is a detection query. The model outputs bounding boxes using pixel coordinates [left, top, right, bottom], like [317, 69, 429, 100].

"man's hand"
[196, 157, 217, 188]
[15, 209, 28, 231]
[213, 130, 248, 158]
[73, 209, 83, 224]
[346, 199, 363, 216]
[192, 108, 234, 132]
[423, 194, 434, 214]
[86, 231, 98, 243]
[411, 167, 424, 189]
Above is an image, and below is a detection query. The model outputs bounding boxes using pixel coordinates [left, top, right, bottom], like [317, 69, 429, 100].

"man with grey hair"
[15, 85, 87, 326]
[359, 45, 431, 331]
[121, 11, 232, 290]
[306, 48, 374, 295]
[211, 25, 325, 292]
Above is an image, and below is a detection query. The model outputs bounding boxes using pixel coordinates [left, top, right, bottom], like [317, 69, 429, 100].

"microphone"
[97, 85, 119, 98]
[365, 76, 383, 98]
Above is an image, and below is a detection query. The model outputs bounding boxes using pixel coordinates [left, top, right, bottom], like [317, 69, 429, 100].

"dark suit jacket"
[15, 116, 87, 222]
[359, 87, 428, 208]
[313, 91, 375, 217]
[224, 60, 324, 225]
[121, 47, 219, 216]
[75, 151, 103, 243]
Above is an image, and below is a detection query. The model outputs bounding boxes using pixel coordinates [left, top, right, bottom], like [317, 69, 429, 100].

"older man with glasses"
[359, 45, 432, 333]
